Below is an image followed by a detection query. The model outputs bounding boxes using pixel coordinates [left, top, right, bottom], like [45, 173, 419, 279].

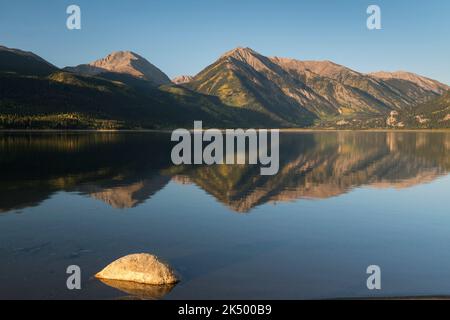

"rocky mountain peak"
[220, 47, 265, 66]
[65, 50, 171, 85]
[221, 47, 258, 58]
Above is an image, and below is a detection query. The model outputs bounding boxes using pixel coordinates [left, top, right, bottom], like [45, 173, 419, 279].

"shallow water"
[0, 131, 449, 299]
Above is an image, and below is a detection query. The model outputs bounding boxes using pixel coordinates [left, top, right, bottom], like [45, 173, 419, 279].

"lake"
[0, 131, 449, 299]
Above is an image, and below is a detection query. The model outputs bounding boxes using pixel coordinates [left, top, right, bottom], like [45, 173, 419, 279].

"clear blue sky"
[0, 0, 449, 83]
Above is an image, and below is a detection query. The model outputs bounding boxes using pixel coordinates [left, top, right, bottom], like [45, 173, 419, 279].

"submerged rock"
[95, 253, 179, 285]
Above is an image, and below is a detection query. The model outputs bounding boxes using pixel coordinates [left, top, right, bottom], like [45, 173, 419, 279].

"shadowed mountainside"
[0, 45, 58, 76]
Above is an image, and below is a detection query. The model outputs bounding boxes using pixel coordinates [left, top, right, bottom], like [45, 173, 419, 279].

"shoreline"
[0, 128, 449, 133]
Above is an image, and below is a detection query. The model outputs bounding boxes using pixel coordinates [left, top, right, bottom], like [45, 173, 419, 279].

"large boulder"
[95, 253, 179, 285]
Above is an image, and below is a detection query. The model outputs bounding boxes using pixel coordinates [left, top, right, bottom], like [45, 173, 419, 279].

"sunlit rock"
[95, 253, 179, 285]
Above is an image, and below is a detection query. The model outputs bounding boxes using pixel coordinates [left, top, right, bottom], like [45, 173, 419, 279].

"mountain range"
[0, 44, 449, 129]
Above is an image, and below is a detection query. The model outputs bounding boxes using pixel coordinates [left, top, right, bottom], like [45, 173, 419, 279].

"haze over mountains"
[0, 44, 449, 129]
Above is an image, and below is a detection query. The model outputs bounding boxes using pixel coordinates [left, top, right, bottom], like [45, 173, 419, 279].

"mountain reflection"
[0, 131, 449, 213]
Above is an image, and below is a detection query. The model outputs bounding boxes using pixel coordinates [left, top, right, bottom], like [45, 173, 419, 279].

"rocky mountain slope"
[186, 47, 448, 127]
[186, 47, 322, 126]
[272, 58, 448, 113]
[370, 71, 448, 95]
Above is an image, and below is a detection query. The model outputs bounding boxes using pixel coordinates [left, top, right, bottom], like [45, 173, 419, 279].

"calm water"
[0, 131, 449, 299]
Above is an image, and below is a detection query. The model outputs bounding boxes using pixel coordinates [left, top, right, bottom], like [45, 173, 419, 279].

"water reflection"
[98, 279, 176, 300]
[0, 131, 449, 213]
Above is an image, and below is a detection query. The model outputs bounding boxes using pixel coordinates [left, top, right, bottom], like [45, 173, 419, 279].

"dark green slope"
[0, 46, 57, 76]
[0, 70, 278, 129]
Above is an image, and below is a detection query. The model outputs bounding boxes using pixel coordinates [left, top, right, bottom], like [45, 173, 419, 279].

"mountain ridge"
[0, 44, 448, 129]
[369, 71, 449, 95]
